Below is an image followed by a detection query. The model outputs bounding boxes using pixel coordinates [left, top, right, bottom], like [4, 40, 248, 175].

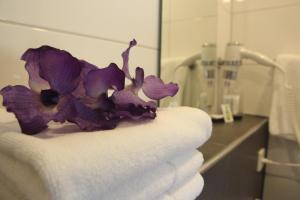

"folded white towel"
[112, 151, 203, 200]
[0, 107, 212, 200]
[0, 151, 204, 200]
[270, 54, 300, 140]
[157, 173, 204, 200]
[0, 171, 25, 200]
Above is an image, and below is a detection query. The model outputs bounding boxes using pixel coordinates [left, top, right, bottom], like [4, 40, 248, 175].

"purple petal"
[84, 63, 125, 98]
[52, 95, 76, 123]
[80, 60, 99, 76]
[142, 75, 179, 100]
[25, 63, 51, 92]
[134, 67, 144, 89]
[22, 46, 82, 95]
[22, 48, 50, 92]
[52, 95, 118, 130]
[82, 94, 115, 111]
[114, 105, 156, 120]
[121, 39, 137, 79]
[0, 85, 51, 134]
[17, 116, 49, 135]
[21, 45, 50, 61]
[126, 67, 144, 95]
[72, 60, 99, 98]
[112, 90, 155, 108]
[112, 90, 157, 119]
[64, 98, 119, 131]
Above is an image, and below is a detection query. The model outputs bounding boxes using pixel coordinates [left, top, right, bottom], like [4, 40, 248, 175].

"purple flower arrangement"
[0, 39, 179, 135]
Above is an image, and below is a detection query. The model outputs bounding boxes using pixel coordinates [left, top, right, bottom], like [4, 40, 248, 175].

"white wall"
[161, 0, 218, 58]
[0, 0, 159, 106]
[263, 136, 300, 200]
[161, 0, 233, 60]
[232, 0, 300, 116]
[231, 1, 300, 199]
[161, 0, 300, 117]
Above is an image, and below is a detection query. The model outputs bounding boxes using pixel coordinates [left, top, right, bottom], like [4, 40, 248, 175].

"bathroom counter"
[197, 115, 269, 200]
[198, 114, 268, 173]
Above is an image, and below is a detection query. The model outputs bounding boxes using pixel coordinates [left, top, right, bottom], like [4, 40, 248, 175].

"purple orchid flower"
[0, 46, 85, 134]
[0, 40, 179, 135]
[120, 39, 179, 99]
[111, 39, 179, 119]
[68, 62, 126, 131]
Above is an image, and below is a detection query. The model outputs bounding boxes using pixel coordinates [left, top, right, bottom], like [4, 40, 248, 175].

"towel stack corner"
[0, 106, 212, 200]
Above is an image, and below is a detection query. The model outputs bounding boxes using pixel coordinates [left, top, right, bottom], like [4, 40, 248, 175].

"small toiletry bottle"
[221, 42, 243, 118]
[199, 43, 217, 114]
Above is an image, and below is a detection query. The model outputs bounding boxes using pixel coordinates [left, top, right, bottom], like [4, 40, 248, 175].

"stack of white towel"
[0, 107, 212, 200]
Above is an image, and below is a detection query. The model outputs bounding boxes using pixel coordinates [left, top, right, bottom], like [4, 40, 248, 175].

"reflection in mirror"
[159, 1, 300, 200]
[159, 0, 218, 112]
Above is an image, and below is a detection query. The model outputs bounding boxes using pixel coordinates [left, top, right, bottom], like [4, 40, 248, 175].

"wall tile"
[170, 0, 217, 21]
[232, 4, 300, 116]
[168, 17, 217, 57]
[266, 136, 300, 180]
[263, 136, 300, 200]
[264, 175, 300, 200]
[0, 22, 158, 91]
[162, 0, 171, 22]
[238, 63, 273, 116]
[216, 0, 232, 57]
[161, 0, 218, 60]
[232, 5, 300, 57]
[0, 0, 159, 48]
[232, 0, 300, 13]
[161, 22, 170, 58]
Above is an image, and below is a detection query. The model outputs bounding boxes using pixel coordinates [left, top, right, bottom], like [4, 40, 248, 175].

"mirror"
[159, 0, 220, 110]
[159, 1, 300, 200]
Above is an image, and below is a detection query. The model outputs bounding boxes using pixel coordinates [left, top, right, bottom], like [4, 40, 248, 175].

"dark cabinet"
[197, 116, 269, 200]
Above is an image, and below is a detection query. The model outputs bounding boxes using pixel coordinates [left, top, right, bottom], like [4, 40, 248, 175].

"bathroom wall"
[161, 0, 218, 58]
[161, 0, 300, 117]
[230, 1, 300, 199]
[231, 0, 300, 116]
[263, 135, 300, 200]
[0, 0, 160, 106]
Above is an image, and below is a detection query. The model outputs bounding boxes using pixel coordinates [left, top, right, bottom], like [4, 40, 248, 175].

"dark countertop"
[198, 115, 268, 173]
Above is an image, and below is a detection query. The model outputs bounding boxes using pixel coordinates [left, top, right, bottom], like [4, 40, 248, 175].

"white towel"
[104, 151, 203, 200]
[157, 173, 204, 200]
[0, 171, 26, 200]
[0, 107, 212, 200]
[0, 150, 204, 200]
[269, 54, 300, 140]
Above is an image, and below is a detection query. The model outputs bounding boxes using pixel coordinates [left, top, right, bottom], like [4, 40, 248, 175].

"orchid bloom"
[112, 39, 179, 119]
[1, 46, 82, 134]
[0, 40, 179, 135]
